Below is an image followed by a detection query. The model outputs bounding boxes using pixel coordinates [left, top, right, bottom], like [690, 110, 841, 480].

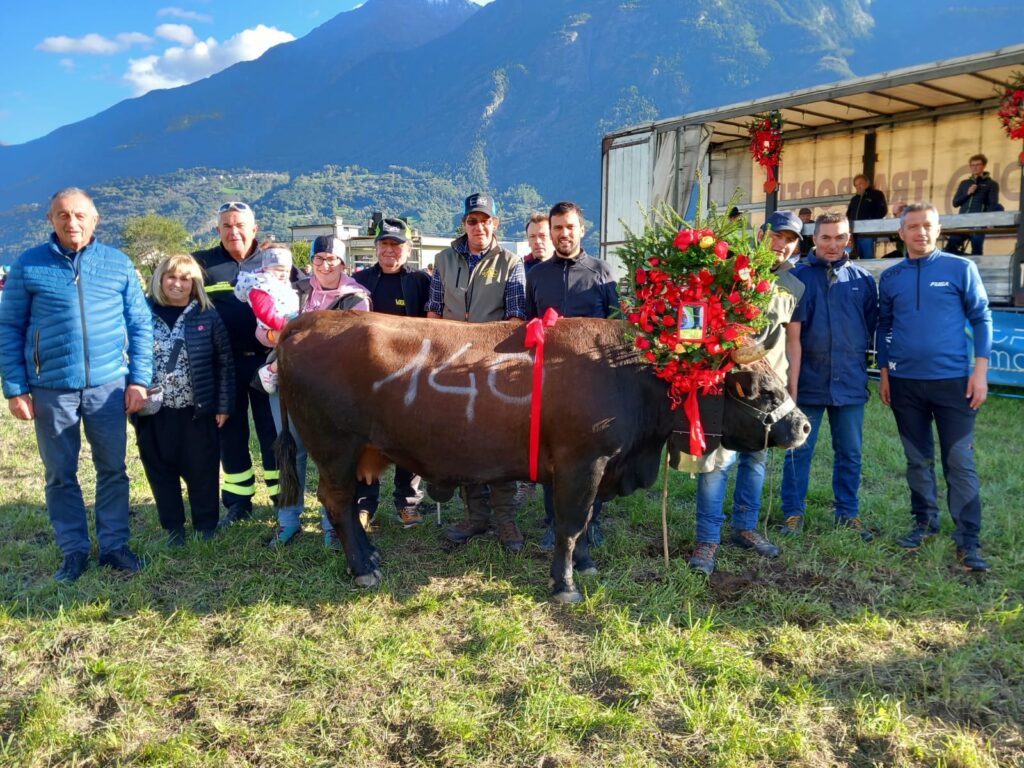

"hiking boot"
[538, 524, 556, 552]
[324, 528, 343, 552]
[896, 523, 939, 550]
[496, 520, 525, 553]
[218, 504, 251, 529]
[777, 515, 804, 537]
[956, 548, 990, 572]
[444, 518, 490, 545]
[688, 542, 719, 576]
[267, 525, 301, 549]
[167, 527, 187, 548]
[729, 529, 781, 558]
[99, 546, 143, 574]
[54, 551, 90, 583]
[836, 516, 875, 543]
[586, 519, 605, 548]
[396, 506, 423, 529]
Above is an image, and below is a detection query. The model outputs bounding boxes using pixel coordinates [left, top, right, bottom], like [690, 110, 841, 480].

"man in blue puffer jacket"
[878, 203, 993, 572]
[0, 188, 153, 582]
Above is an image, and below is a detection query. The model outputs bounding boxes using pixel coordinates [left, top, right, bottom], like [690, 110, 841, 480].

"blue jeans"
[853, 237, 875, 260]
[695, 450, 766, 544]
[889, 377, 981, 549]
[945, 233, 985, 256]
[32, 379, 131, 556]
[268, 393, 333, 533]
[781, 403, 865, 520]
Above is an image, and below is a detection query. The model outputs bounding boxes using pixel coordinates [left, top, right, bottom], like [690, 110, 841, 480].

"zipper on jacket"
[71, 254, 92, 387]
[915, 259, 921, 311]
[34, 329, 42, 375]
[456, 266, 468, 320]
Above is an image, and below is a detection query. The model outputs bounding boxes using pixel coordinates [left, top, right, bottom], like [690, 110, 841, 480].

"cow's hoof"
[354, 569, 382, 589]
[551, 589, 583, 604]
[426, 483, 456, 503]
[576, 564, 599, 577]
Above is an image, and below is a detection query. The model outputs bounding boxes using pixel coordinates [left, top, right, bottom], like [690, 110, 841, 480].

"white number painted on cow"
[372, 341, 533, 422]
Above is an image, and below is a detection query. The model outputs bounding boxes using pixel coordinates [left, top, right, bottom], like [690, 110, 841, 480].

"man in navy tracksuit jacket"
[525, 201, 618, 551]
[877, 203, 992, 571]
[780, 213, 878, 540]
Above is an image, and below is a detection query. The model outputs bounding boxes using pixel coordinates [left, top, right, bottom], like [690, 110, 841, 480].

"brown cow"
[275, 311, 809, 603]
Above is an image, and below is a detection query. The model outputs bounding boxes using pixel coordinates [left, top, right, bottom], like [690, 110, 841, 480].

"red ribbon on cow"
[524, 308, 560, 481]
[684, 388, 705, 455]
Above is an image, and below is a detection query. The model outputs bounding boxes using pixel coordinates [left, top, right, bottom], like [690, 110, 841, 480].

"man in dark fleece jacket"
[846, 174, 887, 260]
[946, 153, 1000, 256]
[525, 201, 619, 550]
[877, 203, 993, 572]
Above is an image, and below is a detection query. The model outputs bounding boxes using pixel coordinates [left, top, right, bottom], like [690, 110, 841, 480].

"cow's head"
[719, 366, 810, 452]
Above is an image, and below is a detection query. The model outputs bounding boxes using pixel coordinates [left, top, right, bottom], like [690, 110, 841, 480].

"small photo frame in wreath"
[677, 301, 708, 342]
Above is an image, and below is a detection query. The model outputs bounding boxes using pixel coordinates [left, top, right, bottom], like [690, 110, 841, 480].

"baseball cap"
[374, 217, 411, 244]
[312, 235, 347, 260]
[463, 193, 496, 219]
[761, 210, 803, 237]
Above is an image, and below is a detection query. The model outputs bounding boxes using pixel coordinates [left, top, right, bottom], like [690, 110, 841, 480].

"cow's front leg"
[549, 465, 603, 604]
[318, 469, 381, 588]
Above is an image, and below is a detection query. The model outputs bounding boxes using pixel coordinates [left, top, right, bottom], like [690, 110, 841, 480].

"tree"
[291, 239, 311, 271]
[121, 214, 193, 277]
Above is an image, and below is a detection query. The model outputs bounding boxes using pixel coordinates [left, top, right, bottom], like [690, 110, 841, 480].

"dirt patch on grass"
[385, 719, 446, 764]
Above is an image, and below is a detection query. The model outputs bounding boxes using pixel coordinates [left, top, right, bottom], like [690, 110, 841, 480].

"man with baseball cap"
[194, 201, 280, 526]
[427, 193, 528, 552]
[352, 217, 430, 528]
[686, 208, 806, 576]
[780, 212, 878, 540]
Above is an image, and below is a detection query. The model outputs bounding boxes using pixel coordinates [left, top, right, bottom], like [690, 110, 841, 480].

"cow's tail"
[274, 386, 301, 508]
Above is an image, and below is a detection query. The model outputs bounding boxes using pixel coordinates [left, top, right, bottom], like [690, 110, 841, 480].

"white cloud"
[124, 24, 295, 95]
[157, 7, 213, 23]
[155, 23, 198, 45]
[37, 31, 152, 55]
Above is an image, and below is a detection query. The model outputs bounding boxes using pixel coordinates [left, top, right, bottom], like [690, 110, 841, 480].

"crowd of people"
[0, 186, 994, 584]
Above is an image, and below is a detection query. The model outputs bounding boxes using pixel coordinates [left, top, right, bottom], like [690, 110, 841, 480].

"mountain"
[2, 0, 1021, 261]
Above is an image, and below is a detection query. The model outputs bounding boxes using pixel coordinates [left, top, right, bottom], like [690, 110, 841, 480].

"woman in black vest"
[135, 254, 235, 545]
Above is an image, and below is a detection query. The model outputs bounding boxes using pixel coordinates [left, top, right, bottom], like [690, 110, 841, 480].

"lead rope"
[660, 450, 671, 568]
[761, 447, 777, 538]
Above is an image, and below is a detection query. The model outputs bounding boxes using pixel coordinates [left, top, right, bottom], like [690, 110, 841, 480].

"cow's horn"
[730, 339, 767, 365]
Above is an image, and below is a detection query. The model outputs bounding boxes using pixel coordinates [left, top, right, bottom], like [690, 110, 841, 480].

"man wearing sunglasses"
[194, 201, 281, 525]
[351, 217, 432, 529]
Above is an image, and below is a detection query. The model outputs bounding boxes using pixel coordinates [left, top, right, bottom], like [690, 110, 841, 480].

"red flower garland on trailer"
[620, 215, 778, 454]
[996, 71, 1024, 164]
[748, 111, 784, 193]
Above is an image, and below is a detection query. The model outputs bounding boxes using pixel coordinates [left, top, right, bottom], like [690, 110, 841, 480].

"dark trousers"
[889, 376, 982, 549]
[220, 353, 278, 512]
[354, 465, 423, 516]
[136, 407, 220, 532]
[945, 233, 985, 256]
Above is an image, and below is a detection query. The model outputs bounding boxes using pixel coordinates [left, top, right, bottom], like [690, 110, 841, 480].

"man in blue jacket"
[525, 201, 619, 550]
[877, 203, 992, 572]
[0, 188, 153, 582]
[780, 213, 878, 540]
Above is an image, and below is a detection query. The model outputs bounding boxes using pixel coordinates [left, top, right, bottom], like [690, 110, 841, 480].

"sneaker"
[99, 546, 143, 574]
[358, 509, 377, 533]
[586, 520, 605, 548]
[538, 524, 556, 552]
[443, 518, 490, 546]
[324, 528, 343, 552]
[777, 515, 804, 537]
[496, 520, 525, 553]
[956, 548, 990, 572]
[257, 363, 278, 393]
[729, 529, 781, 558]
[836, 516, 875, 543]
[396, 506, 423, 529]
[218, 504, 251, 529]
[688, 542, 719, 576]
[896, 523, 939, 550]
[167, 527, 187, 548]
[54, 551, 90, 583]
[267, 525, 302, 549]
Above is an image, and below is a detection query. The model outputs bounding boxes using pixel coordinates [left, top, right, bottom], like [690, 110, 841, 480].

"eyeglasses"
[312, 255, 343, 266]
[218, 201, 251, 213]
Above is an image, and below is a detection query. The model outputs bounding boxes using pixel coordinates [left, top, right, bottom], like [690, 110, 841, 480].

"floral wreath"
[748, 111, 784, 193]
[618, 204, 779, 454]
[996, 70, 1024, 165]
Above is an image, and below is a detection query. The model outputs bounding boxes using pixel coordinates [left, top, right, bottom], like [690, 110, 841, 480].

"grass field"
[1, 383, 1023, 767]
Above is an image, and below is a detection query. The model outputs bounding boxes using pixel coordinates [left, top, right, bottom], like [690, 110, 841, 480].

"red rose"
[728, 291, 741, 304]
[674, 229, 696, 250]
[635, 337, 651, 350]
[627, 313, 640, 324]
[649, 257, 660, 266]
[714, 240, 730, 260]
[636, 268, 648, 285]
[722, 326, 739, 341]
[755, 280, 771, 293]
[744, 306, 761, 319]
[663, 315, 676, 326]
[645, 351, 657, 363]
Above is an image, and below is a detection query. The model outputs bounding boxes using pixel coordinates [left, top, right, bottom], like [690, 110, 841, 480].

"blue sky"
[0, 1, 490, 147]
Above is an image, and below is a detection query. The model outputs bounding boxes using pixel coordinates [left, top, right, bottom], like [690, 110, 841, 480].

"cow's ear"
[730, 370, 757, 399]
